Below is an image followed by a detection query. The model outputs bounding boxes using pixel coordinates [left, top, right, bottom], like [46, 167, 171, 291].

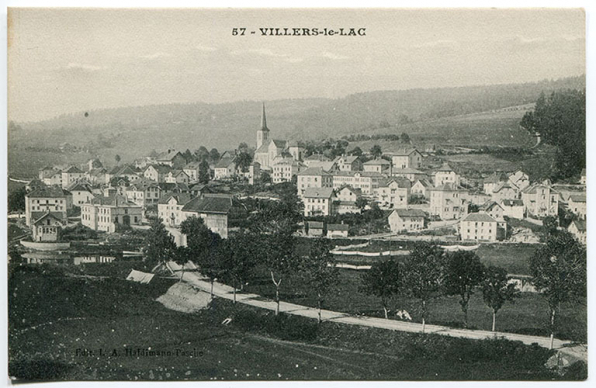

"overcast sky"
[8, 8, 585, 122]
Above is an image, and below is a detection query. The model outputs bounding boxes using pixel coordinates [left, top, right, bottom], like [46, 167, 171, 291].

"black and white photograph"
[4, 4, 589, 383]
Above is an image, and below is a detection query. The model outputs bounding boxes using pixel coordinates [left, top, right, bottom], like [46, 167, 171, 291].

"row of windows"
[38, 227, 57, 234]
[31, 199, 64, 204]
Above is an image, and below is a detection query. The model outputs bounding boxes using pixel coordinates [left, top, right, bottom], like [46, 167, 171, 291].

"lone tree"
[173, 246, 192, 282]
[529, 231, 586, 349]
[400, 133, 411, 144]
[218, 231, 257, 304]
[181, 216, 222, 298]
[443, 251, 486, 328]
[115, 154, 121, 165]
[359, 259, 400, 319]
[370, 144, 382, 159]
[355, 197, 368, 212]
[235, 151, 253, 173]
[257, 232, 298, 316]
[143, 217, 177, 269]
[209, 148, 220, 163]
[198, 159, 210, 184]
[482, 266, 520, 332]
[300, 238, 339, 323]
[401, 243, 445, 333]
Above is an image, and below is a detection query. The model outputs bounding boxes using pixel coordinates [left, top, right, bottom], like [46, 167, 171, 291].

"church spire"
[260, 102, 269, 131]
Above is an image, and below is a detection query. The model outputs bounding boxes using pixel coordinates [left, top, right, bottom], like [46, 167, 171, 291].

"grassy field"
[244, 267, 586, 343]
[8, 263, 585, 381]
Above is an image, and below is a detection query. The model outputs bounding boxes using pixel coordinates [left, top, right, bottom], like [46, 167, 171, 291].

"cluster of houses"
[24, 105, 586, 247]
[26, 151, 235, 242]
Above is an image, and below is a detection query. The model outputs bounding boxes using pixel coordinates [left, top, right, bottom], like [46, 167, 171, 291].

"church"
[253, 103, 304, 170]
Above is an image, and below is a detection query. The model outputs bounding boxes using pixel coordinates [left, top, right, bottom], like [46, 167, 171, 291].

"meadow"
[8, 263, 585, 381]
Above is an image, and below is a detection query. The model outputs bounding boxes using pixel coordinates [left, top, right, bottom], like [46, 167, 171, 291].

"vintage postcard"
[6, 7, 587, 382]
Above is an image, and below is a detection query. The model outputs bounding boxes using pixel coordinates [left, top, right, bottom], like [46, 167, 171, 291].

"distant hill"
[8, 75, 585, 169]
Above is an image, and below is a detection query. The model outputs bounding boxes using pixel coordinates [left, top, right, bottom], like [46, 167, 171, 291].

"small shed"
[306, 221, 324, 237]
[327, 223, 349, 238]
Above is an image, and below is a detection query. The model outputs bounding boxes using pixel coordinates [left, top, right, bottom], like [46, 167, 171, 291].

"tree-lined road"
[166, 261, 586, 364]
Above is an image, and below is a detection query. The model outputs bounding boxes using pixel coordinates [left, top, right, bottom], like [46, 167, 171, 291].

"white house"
[500, 199, 525, 219]
[66, 182, 94, 207]
[521, 181, 559, 218]
[388, 208, 427, 233]
[411, 179, 432, 198]
[374, 178, 411, 209]
[567, 193, 586, 220]
[334, 155, 362, 172]
[568, 219, 586, 245]
[81, 195, 143, 233]
[25, 186, 70, 226]
[297, 167, 334, 197]
[459, 212, 506, 242]
[363, 158, 392, 175]
[61, 166, 85, 188]
[434, 163, 460, 187]
[303, 187, 336, 217]
[508, 170, 530, 192]
[327, 223, 349, 238]
[389, 148, 423, 170]
[491, 182, 519, 202]
[429, 183, 467, 220]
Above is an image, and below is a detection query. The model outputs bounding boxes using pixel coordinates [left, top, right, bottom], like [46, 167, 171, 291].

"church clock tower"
[256, 102, 270, 149]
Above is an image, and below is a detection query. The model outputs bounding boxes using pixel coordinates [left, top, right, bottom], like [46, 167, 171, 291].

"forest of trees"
[520, 89, 586, 180]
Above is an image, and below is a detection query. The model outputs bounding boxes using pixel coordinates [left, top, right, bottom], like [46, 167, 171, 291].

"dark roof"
[65, 182, 92, 192]
[90, 194, 140, 207]
[501, 199, 524, 206]
[571, 219, 586, 232]
[390, 208, 427, 218]
[297, 167, 332, 176]
[436, 163, 454, 172]
[462, 213, 497, 223]
[64, 165, 84, 174]
[327, 223, 349, 231]
[32, 211, 64, 225]
[364, 158, 391, 165]
[429, 183, 463, 191]
[215, 158, 235, 169]
[307, 221, 324, 229]
[146, 165, 173, 174]
[303, 187, 335, 199]
[27, 186, 70, 198]
[390, 148, 420, 156]
[156, 150, 183, 161]
[181, 194, 233, 214]
[480, 201, 503, 211]
[568, 194, 586, 203]
[413, 179, 432, 187]
[159, 182, 190, 192]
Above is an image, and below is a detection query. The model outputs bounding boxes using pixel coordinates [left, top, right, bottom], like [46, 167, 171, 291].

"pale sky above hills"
[8, 8, 585, 122]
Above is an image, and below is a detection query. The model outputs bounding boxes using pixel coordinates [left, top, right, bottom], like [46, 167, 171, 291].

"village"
[16, 104, 586, 250]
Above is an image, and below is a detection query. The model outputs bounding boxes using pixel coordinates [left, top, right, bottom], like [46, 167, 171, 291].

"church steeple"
[260, 102, 269, 132]
[257, 102, 270, 149]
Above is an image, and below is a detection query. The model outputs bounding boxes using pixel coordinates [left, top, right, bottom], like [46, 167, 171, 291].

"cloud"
[63, 62, 106, 72]
[140, 52, 172, 59]
[196, 44, 217, 52]
[320, 51, 349, 60]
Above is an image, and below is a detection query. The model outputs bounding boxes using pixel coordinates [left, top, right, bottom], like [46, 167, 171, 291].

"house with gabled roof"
[61, 165, 85, 188]
[66, 182, 94, 206]
[306, 221, 324, 237]
[434, 163, 460, 187]
[331, 171, 384, 196]
[480, 201, 505, 221]
[180, 194, 234, 238]
[567, 193, 586, 220]
[491, 181, 519, 202]
[303, 187, 336, 217]
[568, 219, 586, 245]
[334, 155, 362, 172]
[183, 161, 205, 181]
[125, 180, 162, 207]
[144, 164, 172, 182]
[389, 148, 423, 170]
[327, 223, 349, 238]
[500, 199, 525, 219]
[459, 212, 506, 242]
[411, 178, 432, 198]
[164, 170, 190, 184]
[508, 170, 530, 192]
[31, 212, 64, 242]
[272, 157, 305, 184]
[213, 158, 237, 180]
[388, 208, 427, 233]
[363, 158, 392, 175]
[158, 193, 193, 228]
[521, 181, 559, 218]
[87, 158, 103, 171]
[155, 149, 186, 168]
[25, 186, 71, 226]
[297, 167, 333, 197]
[392, 167, 427, 182]
[428, 183, 467, 220]
[81, 194, 143, 233]
[374, 177, 411, 209]
[483, 172, 508, 195]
